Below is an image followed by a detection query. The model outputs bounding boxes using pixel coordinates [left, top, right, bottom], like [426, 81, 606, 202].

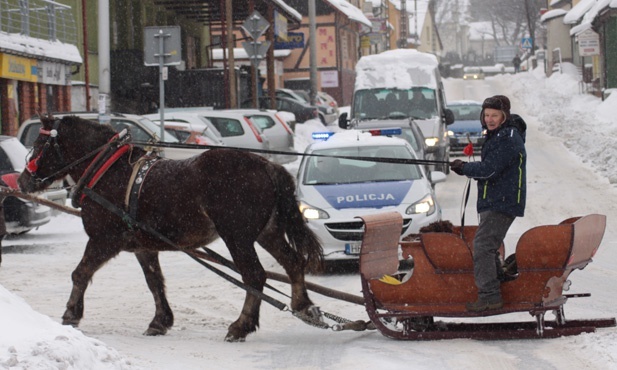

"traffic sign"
[144, 26, 182, 66]
[242, 41, 271, 67]
[242, 10, 270, 41]
[521, 37, 533, 50]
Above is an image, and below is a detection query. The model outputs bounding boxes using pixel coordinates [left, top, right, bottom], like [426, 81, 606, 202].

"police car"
[297, 129, 446, 263]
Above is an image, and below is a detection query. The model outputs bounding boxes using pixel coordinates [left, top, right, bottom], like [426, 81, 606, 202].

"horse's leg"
[62, 238, 120, 327]
[257, 230, 315, 315]
[134, 251, 174, 336]
[221, 238, 266, 342]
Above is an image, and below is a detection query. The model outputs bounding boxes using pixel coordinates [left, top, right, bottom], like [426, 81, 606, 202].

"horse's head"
[18, 115, 116, 193]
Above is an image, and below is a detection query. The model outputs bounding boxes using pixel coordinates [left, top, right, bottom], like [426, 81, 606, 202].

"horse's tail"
[269, 163, 324, 272]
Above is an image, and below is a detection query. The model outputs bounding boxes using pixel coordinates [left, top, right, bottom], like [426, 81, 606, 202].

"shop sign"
[0, 53, 37, 82]
[38, 61, 70, 85]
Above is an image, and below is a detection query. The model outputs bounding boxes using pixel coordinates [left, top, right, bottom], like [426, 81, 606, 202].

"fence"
[0, 0, 76, 44]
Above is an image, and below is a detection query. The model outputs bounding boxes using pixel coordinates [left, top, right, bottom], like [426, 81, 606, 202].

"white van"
[339, 49, 454, 173]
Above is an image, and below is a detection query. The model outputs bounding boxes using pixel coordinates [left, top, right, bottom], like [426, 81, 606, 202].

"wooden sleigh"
[358, 212, 616, 340]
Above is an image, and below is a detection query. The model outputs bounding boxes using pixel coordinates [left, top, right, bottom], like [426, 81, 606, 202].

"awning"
[153, 0, 301, 25]
[0, 33, 82, 65]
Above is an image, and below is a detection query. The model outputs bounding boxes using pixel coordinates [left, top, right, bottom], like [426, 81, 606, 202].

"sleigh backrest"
[515, 224, 573, 270]
[515, 214, 606, 271]
[358, 212, 403, 280]
[420, 233, 474, 272]
[566, 214, 606, 269]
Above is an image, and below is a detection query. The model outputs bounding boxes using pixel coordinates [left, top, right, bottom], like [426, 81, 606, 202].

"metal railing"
[0, 0, 77, 45]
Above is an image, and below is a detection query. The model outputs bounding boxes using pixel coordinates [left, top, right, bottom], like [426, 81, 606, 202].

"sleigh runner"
[358, 212, 616, 340]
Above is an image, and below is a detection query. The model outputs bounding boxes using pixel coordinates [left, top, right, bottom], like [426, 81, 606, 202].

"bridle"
[26, 119, 130, 184]
[26, 119, 65, 183]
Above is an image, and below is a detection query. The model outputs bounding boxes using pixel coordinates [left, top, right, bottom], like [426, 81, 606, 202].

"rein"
[132, 140, 450, 167]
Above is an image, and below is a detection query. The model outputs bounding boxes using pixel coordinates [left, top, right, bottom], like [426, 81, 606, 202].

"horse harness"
[28, 122, 159, 220]
[30, 123, 369, 332]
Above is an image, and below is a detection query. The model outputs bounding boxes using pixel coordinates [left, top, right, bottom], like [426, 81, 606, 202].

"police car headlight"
[447, 130, 455, 138]
[299, 201, 330, 220]
[425, 137, 439, 147]
[406, 194, 436, 216]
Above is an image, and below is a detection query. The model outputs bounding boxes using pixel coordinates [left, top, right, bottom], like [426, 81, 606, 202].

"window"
[248, 115, 274, 130]
[206, 117, 244, 137]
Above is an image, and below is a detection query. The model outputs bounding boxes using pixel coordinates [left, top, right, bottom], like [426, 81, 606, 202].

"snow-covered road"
[2, 69, 617, 369]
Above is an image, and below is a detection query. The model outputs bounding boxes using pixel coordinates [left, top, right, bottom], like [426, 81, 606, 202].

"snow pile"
[505, 63, 617, 184]
[0, 285, 136, 369]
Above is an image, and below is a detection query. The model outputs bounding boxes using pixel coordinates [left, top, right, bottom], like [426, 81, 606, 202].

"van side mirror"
[338, 112, 349, 129]
[444, 109, 455, 125]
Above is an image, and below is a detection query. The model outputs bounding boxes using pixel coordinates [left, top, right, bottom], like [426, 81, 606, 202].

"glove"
[450, 159, 467, 176]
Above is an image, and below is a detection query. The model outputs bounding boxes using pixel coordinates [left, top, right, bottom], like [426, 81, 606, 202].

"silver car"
[18, 112, 201, 160]
[225, 109, 297, 164]
[144, 109, 274, 160]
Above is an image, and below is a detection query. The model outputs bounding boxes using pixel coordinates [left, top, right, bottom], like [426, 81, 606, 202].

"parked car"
[316, 91, 340, 124]
[242, 96, 319, 124]
[0, 136, 67, 233]
[18, 112, 200, 160]
[296, 130, 446, 264]
[145, 114, 226, 148]
[272, 88, 337, 124]
[463, 67, 485, 80]
[447, 100, 486, 153]
[146, 110, 277, 162]
[160, 122, 219, 146]
[225, 109, 297, 164]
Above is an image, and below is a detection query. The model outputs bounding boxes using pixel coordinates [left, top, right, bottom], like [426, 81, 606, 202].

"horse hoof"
[224, 333, 246, 343]
[143, 326, 167, 336]
[62, 318, 80, 327]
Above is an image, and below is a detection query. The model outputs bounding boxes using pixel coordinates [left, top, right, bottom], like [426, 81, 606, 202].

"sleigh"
[358, 212, 616, 340]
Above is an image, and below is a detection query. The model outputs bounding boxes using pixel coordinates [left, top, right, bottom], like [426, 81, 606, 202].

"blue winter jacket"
[461, 114, 527, 217]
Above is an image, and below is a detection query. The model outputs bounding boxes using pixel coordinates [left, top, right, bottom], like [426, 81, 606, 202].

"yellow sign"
[0, 53, 37, 82]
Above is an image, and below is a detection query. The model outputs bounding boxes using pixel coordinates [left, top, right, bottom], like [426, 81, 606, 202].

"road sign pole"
[157, 30, 166, 141]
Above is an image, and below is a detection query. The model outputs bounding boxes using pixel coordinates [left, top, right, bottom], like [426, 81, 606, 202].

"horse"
[18, 115, 323, 342]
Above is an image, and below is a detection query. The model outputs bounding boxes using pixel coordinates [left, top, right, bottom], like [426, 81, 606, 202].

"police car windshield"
[304, 145, 422, 185]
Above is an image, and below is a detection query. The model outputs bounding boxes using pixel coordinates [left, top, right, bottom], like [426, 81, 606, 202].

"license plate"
[345, 242, 361, 255]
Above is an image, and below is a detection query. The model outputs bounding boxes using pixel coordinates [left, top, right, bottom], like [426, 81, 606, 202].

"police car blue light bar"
[312, 131, 335, 140]
[366, 128, 402, 136]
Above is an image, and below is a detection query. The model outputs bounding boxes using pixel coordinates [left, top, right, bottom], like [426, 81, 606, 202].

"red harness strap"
[79, 144, 131, 204]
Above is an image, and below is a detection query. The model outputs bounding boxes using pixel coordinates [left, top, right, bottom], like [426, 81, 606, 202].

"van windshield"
[352, 87, 437, 120]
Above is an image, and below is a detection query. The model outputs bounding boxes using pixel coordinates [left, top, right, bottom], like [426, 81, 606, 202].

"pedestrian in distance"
[449, 95, 527, 312]
[512, 55, 522, 74]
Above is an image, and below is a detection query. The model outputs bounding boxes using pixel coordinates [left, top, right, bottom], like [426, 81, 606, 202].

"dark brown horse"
[18, 115, 323, 342]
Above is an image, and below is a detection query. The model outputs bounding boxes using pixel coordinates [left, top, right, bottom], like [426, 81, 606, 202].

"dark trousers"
[473, 211, 515, 300]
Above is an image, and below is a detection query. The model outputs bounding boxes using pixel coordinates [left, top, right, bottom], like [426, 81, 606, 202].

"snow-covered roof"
[541, 9, 568, 23]
[567, 0, 617, 35]
[564, 0, 597, 24]
[0, 32, 82, 64]
[323, 0, 372, 27]
[354, 49, 439, 90]
[270, 0, 302, 23]
[211, 48, 291, 60]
